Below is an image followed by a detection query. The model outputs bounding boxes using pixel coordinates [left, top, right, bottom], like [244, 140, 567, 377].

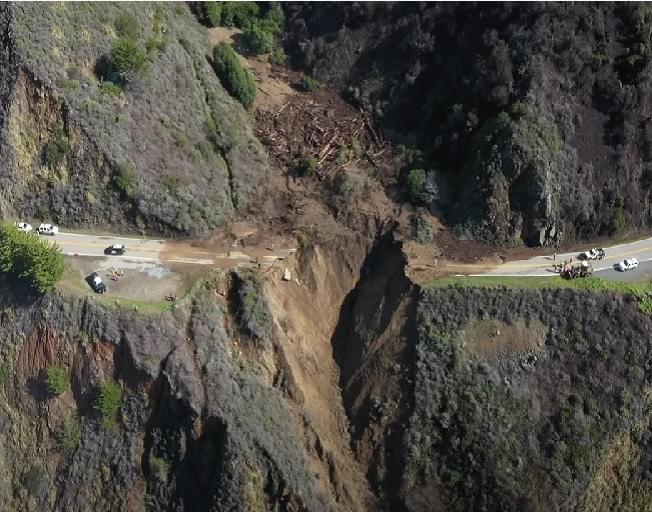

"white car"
[578, 248, 605, 261]
[15, 222, 32, 233]
[616, 258, 638, 272]
[37, 223, 59, 236]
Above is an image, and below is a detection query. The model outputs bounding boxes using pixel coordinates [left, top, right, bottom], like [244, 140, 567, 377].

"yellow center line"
[55, 240, 220, 257]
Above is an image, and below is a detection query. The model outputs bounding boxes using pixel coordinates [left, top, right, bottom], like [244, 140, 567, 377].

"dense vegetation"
[0, 224, 63, 293]
[232, 273, 273, 345]
[283, 3, 652, 246]
[401, 286, 652, 511]
[197, 2, 284, 58]
[212, 42, 256, 109]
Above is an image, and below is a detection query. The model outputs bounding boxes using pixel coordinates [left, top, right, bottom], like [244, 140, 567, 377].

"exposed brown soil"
[458, 319, 547, 359]
[263, 237, 376, 511]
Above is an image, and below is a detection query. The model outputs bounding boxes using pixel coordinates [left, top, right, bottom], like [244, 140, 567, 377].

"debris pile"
[254, 89, 388, 180]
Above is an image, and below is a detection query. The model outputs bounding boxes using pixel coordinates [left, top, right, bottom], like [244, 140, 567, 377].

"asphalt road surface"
[476, 235, 652, 281]
[47, 231, 295, 268]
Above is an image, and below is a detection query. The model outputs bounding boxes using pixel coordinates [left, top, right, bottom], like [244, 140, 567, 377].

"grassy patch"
[96, 381, 123, 429]
[59, 413, 82, 454]
[57, 262, 211, 315]
[45, 365, 70, 396]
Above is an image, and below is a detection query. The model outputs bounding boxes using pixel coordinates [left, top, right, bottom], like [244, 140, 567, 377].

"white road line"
[58, 232, 165, 242]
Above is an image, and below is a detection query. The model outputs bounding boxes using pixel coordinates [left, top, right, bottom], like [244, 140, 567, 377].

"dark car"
[104, 244, 126, 255]
[88, 272, 106, 294]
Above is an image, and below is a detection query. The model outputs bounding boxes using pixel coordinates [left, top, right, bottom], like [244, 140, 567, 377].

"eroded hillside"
[2, 2, 652, 512]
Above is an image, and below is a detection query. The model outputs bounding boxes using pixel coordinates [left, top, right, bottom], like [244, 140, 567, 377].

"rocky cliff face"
[0, 3, 268, 235]
[284, 3, 652, 246]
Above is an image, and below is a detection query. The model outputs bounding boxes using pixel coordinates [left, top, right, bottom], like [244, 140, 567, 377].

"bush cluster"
[200, 2, 259, 29]
[301, 76, 318, 92]
[0, 223, 64, 294]
[59, 413, 82, 455]
[234, 274, 273, 345]
[43, 128, 71, 169]
[292, 150, 317, 177]
[113, 163, 137, 198]
[212, 42, 256, 109]
[405, 168, 426, 205]
[96, 381, 123, 429]
[109, 36, 148, 81]
[45, 365, 70, 396]
[199, 2, 284, 59]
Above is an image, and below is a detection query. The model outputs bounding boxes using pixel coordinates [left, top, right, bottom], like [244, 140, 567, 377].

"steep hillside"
[0, 276, 332, 511]
[284, 3, 652, 247]
[0, 3, 268, 235]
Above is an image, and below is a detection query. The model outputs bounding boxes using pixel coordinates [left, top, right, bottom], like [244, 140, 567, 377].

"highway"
[47, 231, 296, 269]
[476, 235, 652, 280]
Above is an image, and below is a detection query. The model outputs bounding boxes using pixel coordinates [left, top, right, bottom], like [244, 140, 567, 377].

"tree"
[406, 168, 427, 205]
[109, 36, 147, 81]
[0, 223, 64, 293]
[212, 42, 256, 109]
[202, 2, 223, 27]
[244, 20, 277, 55]
[292, 150, 317, 176]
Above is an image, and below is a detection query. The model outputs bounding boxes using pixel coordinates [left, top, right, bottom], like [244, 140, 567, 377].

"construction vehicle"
[560, 261, 593, 279]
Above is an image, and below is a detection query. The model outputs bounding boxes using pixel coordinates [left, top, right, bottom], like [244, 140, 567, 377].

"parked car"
[616, 258, 639, 272]
[89, 272, 106, 294]
[104, 244, 126, 255]
[38, 223, 59, 235]
[15, 222, 32, 233]
[578, 248, 605, 261]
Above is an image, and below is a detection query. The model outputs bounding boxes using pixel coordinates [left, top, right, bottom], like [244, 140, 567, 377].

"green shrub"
[45, 365, 70, 396]
[59, 413, 82, 454]
[406, 168, 427, 205]
[44, 128, 71, 168]
[221, 2, 259, 29]
[269, 46, 286, 65]
[235, 274, 273, 344]
[244, 20, 277, 55]
[301, 75, 318, 92]
[202, 1, 223, 27]
[0, 223, 64, 293]
[109, 36, 148, 81]
[96, 381, 123, 429]
[100, 81, 122, 97]
[292, 150, 317, 176]
[115, 12, 140, 39]
[149, 453, 169, 482]
[113, 163, 137, 198]
[212, 42, 256, 109]
[56, 78, 80, 92]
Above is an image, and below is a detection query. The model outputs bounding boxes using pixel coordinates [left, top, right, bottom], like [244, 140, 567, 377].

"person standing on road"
[553, 252, 556, 261]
